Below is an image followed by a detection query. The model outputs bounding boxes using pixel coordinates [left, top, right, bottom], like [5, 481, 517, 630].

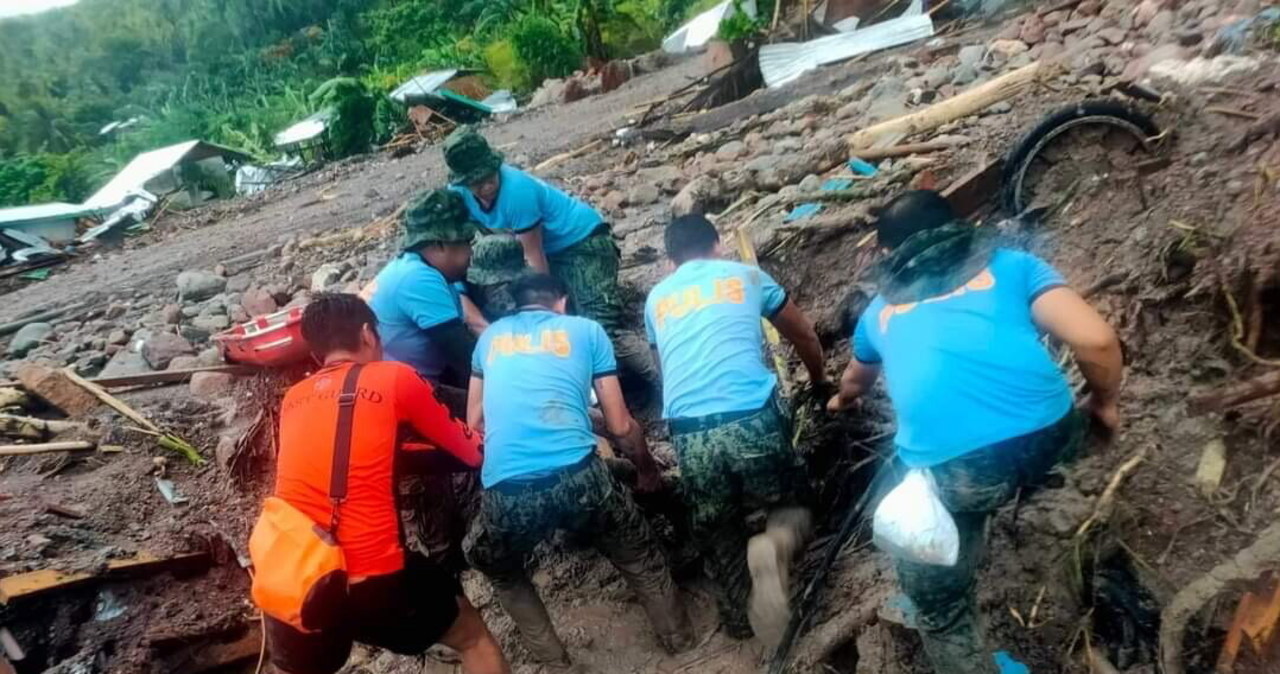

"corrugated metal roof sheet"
[389, 69, 460, 104]
[0, 202, 91, 225]
[83, 140, 250, 212]
[273, 109, 332, 147]
[662, 0, 757, 54]
[759, 10, 934, 88]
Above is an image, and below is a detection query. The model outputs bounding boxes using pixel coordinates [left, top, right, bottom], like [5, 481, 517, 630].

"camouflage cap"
[401, 189, 478, 250]
[467, 235, 527, 285]
[443, 126, 504, 185]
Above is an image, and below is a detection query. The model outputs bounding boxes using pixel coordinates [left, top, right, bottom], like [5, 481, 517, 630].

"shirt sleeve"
[852, 310, 882, 364]
[504, 169, 546, 233]
[589, 321, 618, 379]
[1019, 251, 1068, 303]
[757, 268, 789, 319]
[401, 268, 462, 330]
[395, 367, 483, 467]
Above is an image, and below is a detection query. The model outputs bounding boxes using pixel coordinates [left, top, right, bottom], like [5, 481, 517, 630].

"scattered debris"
[760, 3, 935, 87]
[1194, 438, 1227, 498]
[0, 551, 211, 604]
[16, 363, 102, 417]
[0, 441, 96, 457]
[154, 478, 189, 505]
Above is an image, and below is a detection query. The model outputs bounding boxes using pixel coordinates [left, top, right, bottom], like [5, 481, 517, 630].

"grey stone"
[167, 355, 202, 371]
[192, 315, 231, 333]
[8, 323, 54, 357]
[626, 183, 662, 206]
[923, 66, 952, 89]
[179, 325, 212, 343]
[176, 270, 227, 302]
[141, 333, 196, 370]
[1096, 27, 1126, 45]
[197, 347, 224, 367]
[311, 263, 344, 291]
[798, 174, 823, 192]
[958, 45, 986, 67]
[74, 352, 109, 375]
[225, 274, 253, 293]
[951, 63, 980, 86]
[190, 372, 236, 400]
[161, 304, 184, 325]
[240, 287, 279, 317]
[715, 140, 748, 161]
[671, 176, 724, 217]
[99, 349, 153, 378]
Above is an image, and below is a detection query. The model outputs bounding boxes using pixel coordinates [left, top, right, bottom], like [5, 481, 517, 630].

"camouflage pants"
[399, 384, 478, 573]
[464, 456, 687, 662]
[893, 410, 1085, 674]
[548, 229, 659, 389]
[670, 397, 810, 636]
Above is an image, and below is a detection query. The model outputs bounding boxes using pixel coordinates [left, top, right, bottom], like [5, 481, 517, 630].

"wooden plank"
[89, 364, 254, 390]
[0, 441, 95, 456]
[60, 367, 160, 433]
[941, 158, 1004, 218]
[0, 552, 211, 604]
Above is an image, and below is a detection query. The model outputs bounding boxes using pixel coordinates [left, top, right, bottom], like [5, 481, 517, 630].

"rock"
[1176, 29, 1203, 46]
[985, 101, 1014, 115]
[1019, 14, 1047, 44]
[74, 352, 108, 375]
[626, 183, 661, 206]
[1120, 43, 1186, 81]
[225, 274, 253, 293]
[181, 305, 202, 319]
[1039, 41, 1066, 62]
[715, 140, 748, 161]
[997, 18, 1024, 40]
[176, 271, 227, 302]
[190, 372, 236, 400]
[798, 174, 823, 192]
[215, 434, 239, 471]
[635, 166, 684, 193]
[167, 355, 202, 371]
[988, 39, 1030, 58]
[1145, 9, 1174, 38]
[141, 333, 195, 370]
[1043, 10, 1068, 26]
[197, 347, 224, 367]
[951, 63, 980, 86]
[105, 303, 128, 319]
[16, 364, 100, 417]
[107, 330, 130, 346]
[958, 44, 986, 68]
[923, 65, 951, 89]
[671, 176, 724, 217]
[192, 315, 231, 333]
[599, 60, 631, 93]
[161, 304, 183, 325]
[1096, 27, 1127, 45]
[529, 79, 567, 109]
[179, 325, 212, 344]
[8, 323, 54, 357]
[600, 190, 626, 212]
[99, 349, 152, 378]
[240, 287, 279, 317]
[310, 263, 344, 292]
[836, 100, 862, 120]
[1075, 0, 1101, 15]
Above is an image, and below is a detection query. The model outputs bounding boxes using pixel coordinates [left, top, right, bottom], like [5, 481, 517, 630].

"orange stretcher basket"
[213, 307, 312, 367]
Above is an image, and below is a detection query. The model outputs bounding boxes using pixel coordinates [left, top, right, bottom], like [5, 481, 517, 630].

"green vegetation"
[0, 0, 714, 208]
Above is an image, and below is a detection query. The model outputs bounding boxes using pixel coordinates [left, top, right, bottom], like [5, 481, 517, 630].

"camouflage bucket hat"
[467, 235, 527, 285]
[401, 189, 479, 250]
[444, 127, 504, 185]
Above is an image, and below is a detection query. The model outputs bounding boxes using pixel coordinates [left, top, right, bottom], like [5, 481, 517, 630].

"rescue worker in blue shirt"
[444, 127, 660, 403]
[363, 189, 478, 391]
[462, 273, 692, 668]
[644, 214, 829, 646]
[828, 190, 1123, 674]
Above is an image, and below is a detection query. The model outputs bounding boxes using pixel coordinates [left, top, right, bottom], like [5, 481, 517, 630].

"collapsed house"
[83, 140, 251, 213]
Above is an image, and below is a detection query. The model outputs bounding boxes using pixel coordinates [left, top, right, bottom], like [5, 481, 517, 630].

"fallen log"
[852, 140, 962, 160]
[1160, 520, 1280, 674]
[0, 551, 211, 604]
[847, 61, 1046, 150]
[789, 589, 888, 671]
[90, 364, 254, 390]
[533, 139, 606, 173]
[1188, 371, 1280, 412]
[60, 367, 159, 433]
[0, 414, 88, 441]
[0, 441, 95, 456]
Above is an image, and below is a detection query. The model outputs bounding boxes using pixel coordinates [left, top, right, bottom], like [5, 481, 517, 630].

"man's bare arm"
[466, 375, 485, 432]
[459, 295, 490, 335]
[593, 374, 661, 493]
[769, 299, 827, 385]
[516, 225, 551, 274]
[827, 358, 882, 413]
[1032, 287, 1123, 432]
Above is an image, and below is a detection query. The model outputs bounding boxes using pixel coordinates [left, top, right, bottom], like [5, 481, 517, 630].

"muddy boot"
[491, 578, 570, 666]
[747, 507, 813, 649]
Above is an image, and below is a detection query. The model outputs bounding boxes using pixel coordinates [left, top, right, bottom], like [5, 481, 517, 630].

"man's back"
[854, 248, 1073, 467]
[275, 360, 481, 576]
[645, 259, 787, 420]
[472, 309, 613, 487]
[451, 165, 601, 255]
[365, 253, 460, 379]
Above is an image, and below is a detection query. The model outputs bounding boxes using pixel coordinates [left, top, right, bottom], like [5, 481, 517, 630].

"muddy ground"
[2, 1, 1280, 673]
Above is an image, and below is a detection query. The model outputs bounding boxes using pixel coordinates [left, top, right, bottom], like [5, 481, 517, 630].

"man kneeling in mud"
[829, 190, 1123, 674]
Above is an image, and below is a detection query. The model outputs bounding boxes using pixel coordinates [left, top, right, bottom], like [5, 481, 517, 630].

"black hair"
[875, 190, 956, 249]
[664, 214, 720, 263]
[301, 293, 378, 357]
[511, 273, 569, 308]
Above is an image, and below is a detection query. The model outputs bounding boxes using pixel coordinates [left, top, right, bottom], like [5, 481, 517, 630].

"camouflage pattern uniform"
[669, 396, 810, 636]
[892, 410, 1084, 674]
[464, 456, 689, 664]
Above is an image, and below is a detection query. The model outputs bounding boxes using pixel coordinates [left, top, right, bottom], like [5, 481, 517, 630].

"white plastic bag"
[872, 469, 960, 567]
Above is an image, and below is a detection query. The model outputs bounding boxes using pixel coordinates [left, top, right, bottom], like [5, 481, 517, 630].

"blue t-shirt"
[364, 253, 462, 381]
[451, 164, 602, 255]
[472, 308, 617, 487]
[854, 249, 1073, 468]
[645, 259, 788, 420]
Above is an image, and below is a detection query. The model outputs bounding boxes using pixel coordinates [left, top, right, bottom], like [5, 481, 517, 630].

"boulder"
[192, 315, 231, 333]
[715, 140, 749, 161]
[190, 372, 236, 400]
[599, 60, 631, 93]
[161, 304, 184, 325]
[176, 271, 227, 302]
[15, 364, 100, 417]
[107, 329, 130, 346]
[141, 333, 196, 370]
[671, 176, 725, 217]
[1019, 14, 1047, 44]
[99, 349, 152, 378]
[8, 322, 54, 357]
[600, 190, 626, 212]
[626, 183, 662, 207]
[240, 287, 278, 318]
[167, 355, 202, 371]
[988, 39, 1030, 58]
[310, 263, 344, 292]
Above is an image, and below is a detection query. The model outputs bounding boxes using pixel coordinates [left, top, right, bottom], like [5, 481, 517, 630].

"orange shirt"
[274, 361, 483, 577]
